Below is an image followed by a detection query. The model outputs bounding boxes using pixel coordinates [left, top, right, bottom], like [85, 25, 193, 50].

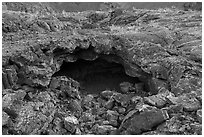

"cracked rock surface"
[2, 2, 202, 135]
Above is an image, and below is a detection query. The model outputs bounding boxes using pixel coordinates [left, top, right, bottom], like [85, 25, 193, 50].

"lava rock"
[196, 109, 202, 124]
[65, 80, 81, 100]
[142, 131, 164, 135]
[134, 83, 144, 92]
[130, 95, 143, 104]
[119, 108, 169, 134]
[100, 90, 116, 100]
[162, 104, 184, 117]
[145, 77, 169, 95]
[37, 91, 51, 102]
[82, 94, 94, 110]
[119, 82, 134, 93]
[80, 112, 95, 123]
[104, 98, 115, 110]
[75, 128, 82, 135]
[65, 115, 79, 124]
[189, 122, 202, 135]
[68, 99, 83, 117]
[2, 111, 10, 126]
[12, 103, 46, 134]
[113, 93, 130, 107]
[118, 114, 125, 123]
[105, 110, 119, 127]
[157, 114, 195, 134]
[144, 88, 174, 108]
[2, 93, 16, 108]
[64, 115, 79, 134]
[51, 76, 81, 100]
[117, 107, 126, 114]
[2, 71, 11, 89]
[96, 107, 107, 116]
[96, 97, 107, 107]
[171, 77, 201, 96]
[4, 65, 18, 88]
[91, 124, 117, 135]
[166, 93, 201, 112]
[49, 77, 60, 89]
[2, 89, 26, 108]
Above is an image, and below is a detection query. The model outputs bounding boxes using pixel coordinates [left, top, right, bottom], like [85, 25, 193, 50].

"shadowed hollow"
[53, 58, 141, 94]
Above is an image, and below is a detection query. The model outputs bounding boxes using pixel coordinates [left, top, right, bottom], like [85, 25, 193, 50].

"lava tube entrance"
[52, 57, 142, 94]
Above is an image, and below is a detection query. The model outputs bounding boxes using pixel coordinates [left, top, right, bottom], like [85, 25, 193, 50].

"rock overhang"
[2, 27, 201, 95]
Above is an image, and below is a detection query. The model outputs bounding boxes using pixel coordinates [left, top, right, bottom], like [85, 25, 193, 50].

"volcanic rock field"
[2, 2, 202, 135]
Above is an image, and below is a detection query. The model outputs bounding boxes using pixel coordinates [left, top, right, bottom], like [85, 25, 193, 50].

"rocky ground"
[2, 2, 202, 135]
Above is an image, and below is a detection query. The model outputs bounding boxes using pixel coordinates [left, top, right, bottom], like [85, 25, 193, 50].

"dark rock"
[37, 20, 51, 31]
[68, 99, 82, 117]
[37, 91, 51, 102]
[87, 11, 107, 23]
[2, 71, 11, 89]
[113, 93, 130, 107]
[4, 65, 18, 88]
[144, 88, 174, 108]
[80, 112, 95, 123]
[91, 124, 117, 135]
[145, 77, 169, 95]
[110, 12, 147, 26]
[110, 8, 123, 19]
[96, 107, 107, 116]
[118, 114, 125, 123]
[142, 131, 165, 135]
[2, 111, 10, 126]
[130, 95, 143, 104]
[119, 108, 169, 134]
[56, 76, 81, 100]
[157, 114, 195, 134]
[49, 77, 60, 89]
[183, 2, 202, 11]
[166, 93, 201, 112]
[189, 123, 202, 135]
[105, 110, 119, 127]
[157, 116, 181, 134]
[171, 77, 202, 96]
[104, 98, 115, 110]
[2, 93, 16, 108]
[191, 89, 202, 103]
[82, 94, 94, 110]
[96, 97, 107, 107]
[134, 83, 144, 92]
[75, 128, 82, 135]
[12, 103, 43, 134]
[2, 89, 26, 108]
[196, 109, 202, 124]
[119, 82, 133, 93]
[2, 127, 9, 135]
[64, 115, 79, 134]
[22, 85, 35, 92]
[162, 104, 184, 118]
[66, 86, 81, 100]
[2, 89, 14, 96]
[100, 90, 116, 100]
[117, 107, 126, 114]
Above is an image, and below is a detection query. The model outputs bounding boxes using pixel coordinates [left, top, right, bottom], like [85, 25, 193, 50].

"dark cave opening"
[52, 57, 143, 94]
